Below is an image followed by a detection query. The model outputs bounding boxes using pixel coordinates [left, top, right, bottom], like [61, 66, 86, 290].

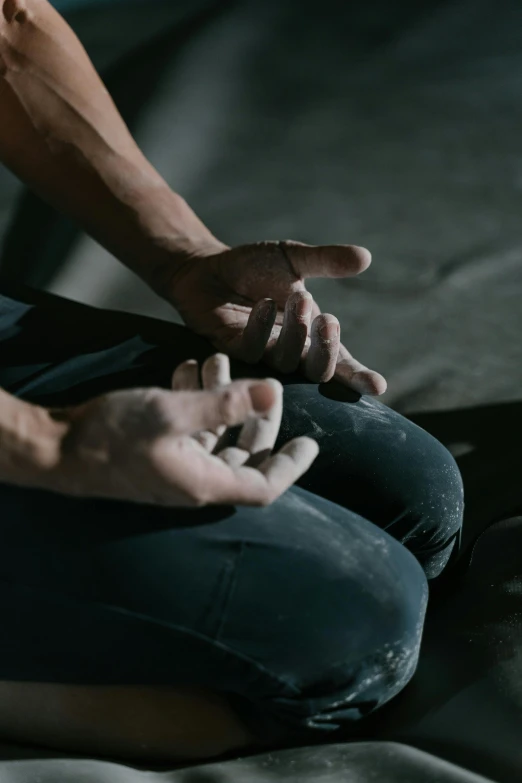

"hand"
[164, 240, 387, 395]
[49, 355, 318, 508]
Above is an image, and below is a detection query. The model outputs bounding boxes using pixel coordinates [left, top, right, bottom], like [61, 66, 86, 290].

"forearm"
[0, 387, 66, 489]
[0, 0, 223, 289]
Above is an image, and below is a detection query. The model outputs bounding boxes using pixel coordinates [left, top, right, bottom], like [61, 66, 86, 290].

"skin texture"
[0, 387, 67, 486]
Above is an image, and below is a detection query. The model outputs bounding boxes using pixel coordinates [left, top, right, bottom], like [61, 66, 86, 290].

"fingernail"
[256, 299, 276, 322]
[319, 319, 339, 338]
[249, 383, 276, 412]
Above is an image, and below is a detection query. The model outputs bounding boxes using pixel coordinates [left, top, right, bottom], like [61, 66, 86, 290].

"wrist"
[0, 390, 69, 490]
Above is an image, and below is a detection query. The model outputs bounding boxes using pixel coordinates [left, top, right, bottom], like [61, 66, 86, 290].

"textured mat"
[0, 742, 496, 782]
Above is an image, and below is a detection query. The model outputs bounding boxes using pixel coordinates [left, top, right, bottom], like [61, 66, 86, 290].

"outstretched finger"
[204, 436, 319, 506]
[270, 291, 312, 374]
[216, 378, 283, 469]
[234, 437, 319, 505]
[169, 380, 277, 436]
[303, 314, 340, 383]
[279, 240, 372, 280]
[257, 437, 319, 497]
[172, 359, 200, 391]
[236, 378, 283, 467]
[240, 298, 278, 363]
[197, 354, 231, 449]
[334, 344, 387, 396]
[201, 353, 231, 390]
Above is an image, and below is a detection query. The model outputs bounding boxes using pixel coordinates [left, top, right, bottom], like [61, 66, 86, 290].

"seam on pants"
[214, 539, 246, 643]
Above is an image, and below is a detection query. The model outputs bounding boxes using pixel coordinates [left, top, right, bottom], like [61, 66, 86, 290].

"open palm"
[166, 240, 387, 395]
[53, 354, 318, 508]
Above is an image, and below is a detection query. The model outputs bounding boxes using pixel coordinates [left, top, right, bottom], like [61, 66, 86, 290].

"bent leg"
[0, 286, 431, 759]
[0, 480, 428, 758]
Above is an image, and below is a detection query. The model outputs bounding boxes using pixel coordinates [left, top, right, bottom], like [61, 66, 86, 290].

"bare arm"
[0, 0, 224, 290]
[0, 2, 323, 503]
[0, 387, 66, 487]
[0, 360, 318, 506]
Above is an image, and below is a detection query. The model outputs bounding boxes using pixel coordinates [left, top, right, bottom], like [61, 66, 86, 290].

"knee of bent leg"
[368, 542, 430, 706]
[295, 546, 428, 733]
[220, 493, 430, 738]
[416, 438, 464, 577]
[323, 534, 429, 708]
[260, 509, 430, 726]
[390, 424, 465, 579]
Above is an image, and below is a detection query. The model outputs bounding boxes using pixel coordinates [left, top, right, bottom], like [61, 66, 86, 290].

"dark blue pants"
[0, 284, 463, 744]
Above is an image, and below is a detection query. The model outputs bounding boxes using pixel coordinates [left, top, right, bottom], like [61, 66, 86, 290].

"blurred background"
[0, 0, 521, 418]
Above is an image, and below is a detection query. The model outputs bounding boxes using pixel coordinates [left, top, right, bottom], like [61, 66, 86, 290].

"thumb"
[279, 240, 372, 280]
[173, 380, 277, 435]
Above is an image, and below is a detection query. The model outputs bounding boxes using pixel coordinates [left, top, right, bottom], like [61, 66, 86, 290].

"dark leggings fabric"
[0, 284, 464, 744]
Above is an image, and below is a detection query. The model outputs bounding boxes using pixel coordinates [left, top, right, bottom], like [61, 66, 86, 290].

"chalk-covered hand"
[164, 240, 387, 395]
[48, 355, 318, 508]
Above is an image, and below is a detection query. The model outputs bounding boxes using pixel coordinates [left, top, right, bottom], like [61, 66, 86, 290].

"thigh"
[0, 478, 427, 742]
